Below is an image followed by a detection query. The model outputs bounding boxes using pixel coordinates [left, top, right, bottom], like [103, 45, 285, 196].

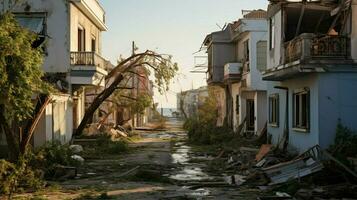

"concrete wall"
[70, 3, 102, 54]
[318, 73, 357, 149]
[255, 91, 267, 134]
[267, 10, 282, 69]
[211, 43, 236, 82]
[33, 94, 73, 147]
[232, 83, 240, 132]
[249, 32, 268, 91]
[267, 74, 320, 153]
[351, 0, 357, 60]
[1, 0, 70, 73]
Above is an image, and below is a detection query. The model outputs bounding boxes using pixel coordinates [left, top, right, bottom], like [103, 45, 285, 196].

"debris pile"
[209, 144, 357, 199]
[82, 123, 130, 140]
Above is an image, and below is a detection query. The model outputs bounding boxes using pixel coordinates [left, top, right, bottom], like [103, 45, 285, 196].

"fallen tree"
[74, 50, 178, 136]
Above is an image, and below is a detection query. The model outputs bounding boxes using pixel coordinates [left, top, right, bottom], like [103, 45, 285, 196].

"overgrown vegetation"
[0, 142, 81, 197]
[183, 87, 234, 145]
[329, 120, 357, 163]
[0, 13, 52, 161]
[32, 142, 82, 179]
[95, 136, 129, 154]
[0, 157, 43, 198]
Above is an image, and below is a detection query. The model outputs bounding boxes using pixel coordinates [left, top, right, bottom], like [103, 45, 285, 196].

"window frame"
[269, 93, 279, 127]
[293, 88, 310, 131]
[269, 17, 275, 50]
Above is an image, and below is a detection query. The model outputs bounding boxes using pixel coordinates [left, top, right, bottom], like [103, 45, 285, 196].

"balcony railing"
[284, 33, 350, 64]
[70, 52, 108, 69]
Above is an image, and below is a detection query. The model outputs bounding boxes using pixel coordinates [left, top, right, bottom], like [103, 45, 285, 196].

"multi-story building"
[264, 0, 357, 152]
[0, 0, 110, 148]
[226, 10, 268, 135]
[202, 10, 268, 135]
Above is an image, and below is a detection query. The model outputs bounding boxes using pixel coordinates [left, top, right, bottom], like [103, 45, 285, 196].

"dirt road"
[18, 118, 259, 200]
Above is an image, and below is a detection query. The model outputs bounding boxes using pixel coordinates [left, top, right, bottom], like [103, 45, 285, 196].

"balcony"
[263, 33, 354, 81]
[70, 52, 109, 87]
[224, 63, 242, 83]
[70, 0, 107, 31]
[284, 33, 350, 64]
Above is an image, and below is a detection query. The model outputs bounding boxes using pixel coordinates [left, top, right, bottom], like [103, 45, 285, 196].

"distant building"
[177, 86, 209, 119]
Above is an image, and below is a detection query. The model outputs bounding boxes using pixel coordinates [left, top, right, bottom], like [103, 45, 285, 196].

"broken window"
[269, 17, 275, 50]
[269, 94, 279, 126]
[293, 89, 310, 130]
[14, 12, 47, 51]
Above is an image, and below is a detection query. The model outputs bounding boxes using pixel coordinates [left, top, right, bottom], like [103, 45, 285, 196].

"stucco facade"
[0, 0, 109, 148]
[264, 0, 357, 153]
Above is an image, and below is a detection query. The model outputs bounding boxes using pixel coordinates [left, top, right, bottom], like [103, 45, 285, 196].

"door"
[246, 99, 255, 131]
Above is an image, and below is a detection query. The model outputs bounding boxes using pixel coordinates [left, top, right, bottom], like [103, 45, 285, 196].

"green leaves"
[0, 13, 48, 122]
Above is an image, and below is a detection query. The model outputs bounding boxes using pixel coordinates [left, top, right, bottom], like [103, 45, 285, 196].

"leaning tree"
[74, 50, 178, 136]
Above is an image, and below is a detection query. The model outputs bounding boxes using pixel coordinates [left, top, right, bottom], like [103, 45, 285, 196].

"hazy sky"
[101, 0, 268, 108]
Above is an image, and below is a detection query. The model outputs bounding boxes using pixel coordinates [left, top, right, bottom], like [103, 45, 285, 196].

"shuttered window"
[257, 41, 267, 72]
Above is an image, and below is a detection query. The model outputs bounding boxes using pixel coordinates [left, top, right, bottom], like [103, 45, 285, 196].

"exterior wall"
[232, 83, 240, 132]
[267, 74, 320, 153]
[249, 32, 268, 91]
[0, 0, 70, 73]
[267, 10, 282, 69]
[318, 73, 357, 149]
[70, 3, 102, 53]
[351, 0, 357, 60]
[255, 91, 267, 134]
[214, 87, 226, 127]
[211, 43, 236, 83]
[33, 94, 73, 147]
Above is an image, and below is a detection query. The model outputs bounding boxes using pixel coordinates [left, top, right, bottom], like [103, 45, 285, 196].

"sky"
[101, 0, 268, 108]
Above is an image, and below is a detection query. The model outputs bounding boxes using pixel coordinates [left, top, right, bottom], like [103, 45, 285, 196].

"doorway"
[246, 99, 255, 132]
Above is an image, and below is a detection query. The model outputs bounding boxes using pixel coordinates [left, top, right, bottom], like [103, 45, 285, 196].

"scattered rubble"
[69, 144, 83, 154]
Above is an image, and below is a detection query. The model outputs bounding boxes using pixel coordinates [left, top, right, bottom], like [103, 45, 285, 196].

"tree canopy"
[0, 13, 48, 123]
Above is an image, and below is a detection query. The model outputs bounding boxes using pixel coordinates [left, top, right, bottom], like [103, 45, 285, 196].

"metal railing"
[70, 52, 107, 69]
[311, 35, 349, 58]
[284, 33, 350, 64]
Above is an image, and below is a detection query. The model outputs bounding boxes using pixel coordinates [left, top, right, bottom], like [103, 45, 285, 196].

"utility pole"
[131, 41, 136, 128]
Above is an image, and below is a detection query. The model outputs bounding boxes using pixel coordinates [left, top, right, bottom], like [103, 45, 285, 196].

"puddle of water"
[170, 166, 213, 181]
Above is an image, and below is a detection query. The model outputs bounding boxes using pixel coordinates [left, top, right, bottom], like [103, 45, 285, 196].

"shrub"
[330, 120, 357, 159]
[33, 141, 81, 178]
[0, 156, 43, 198]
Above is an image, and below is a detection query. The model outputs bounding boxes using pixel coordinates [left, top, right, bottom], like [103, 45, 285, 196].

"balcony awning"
[15, 16, 44, 35]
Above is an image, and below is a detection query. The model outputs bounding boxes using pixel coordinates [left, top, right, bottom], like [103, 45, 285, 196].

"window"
[91, 36, 96, 52]
[257, 41, 267, 72]
[293, 89, 310, 130]
[235, 95, 240, 115]
[269, 17, 275, 50]
[243, 40, 249, 62]
[78, 26, 86, 51]
[269, 94, 279, 126]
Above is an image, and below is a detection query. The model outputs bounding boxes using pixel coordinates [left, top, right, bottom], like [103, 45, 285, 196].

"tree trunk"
[20, 94, 51, 154]
[75, 74, 124, 136]
[0, 106, 20, 161]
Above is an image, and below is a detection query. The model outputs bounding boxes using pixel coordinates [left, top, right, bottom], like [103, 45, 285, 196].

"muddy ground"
[12, 118, 263, 200]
